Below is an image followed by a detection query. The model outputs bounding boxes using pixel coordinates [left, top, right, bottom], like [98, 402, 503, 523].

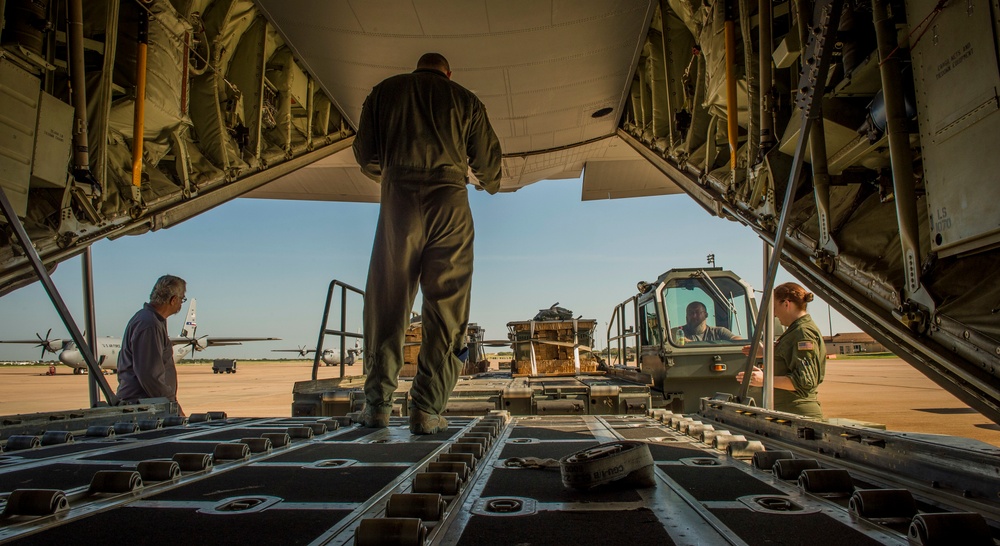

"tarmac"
[1, 356, 998, 447]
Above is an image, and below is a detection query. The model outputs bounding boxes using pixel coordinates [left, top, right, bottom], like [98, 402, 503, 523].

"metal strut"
[0, 189, 119, 405]
[872, 0, 935, 321]
[738, 0, 845, 402]
[82, 247, 102, 407]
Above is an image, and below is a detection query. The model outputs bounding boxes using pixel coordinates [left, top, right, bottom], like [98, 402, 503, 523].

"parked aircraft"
[0, 300, 279, 374]
[273, 341, 361, 367]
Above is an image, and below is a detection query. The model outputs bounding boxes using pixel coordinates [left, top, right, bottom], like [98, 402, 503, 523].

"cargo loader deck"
[291, 372, 655, 418]
[1, 404, 996, 545]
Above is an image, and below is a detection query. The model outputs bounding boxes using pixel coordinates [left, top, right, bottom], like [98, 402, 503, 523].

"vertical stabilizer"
[181, 299, 197, 338]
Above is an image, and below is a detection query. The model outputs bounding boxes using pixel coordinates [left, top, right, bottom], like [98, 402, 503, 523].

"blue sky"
[0, 177, 857, 361]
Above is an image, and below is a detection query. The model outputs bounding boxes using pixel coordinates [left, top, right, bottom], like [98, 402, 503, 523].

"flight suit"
[772, 314, 826, 418]
[354, 68, 502, 417]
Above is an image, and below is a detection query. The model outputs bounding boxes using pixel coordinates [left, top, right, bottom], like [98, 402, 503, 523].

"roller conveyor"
[0, 408, 997, 545]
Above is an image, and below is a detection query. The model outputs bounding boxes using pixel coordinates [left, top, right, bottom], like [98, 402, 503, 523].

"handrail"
[312, 280, 365, 381]
[606, 295, 640, 366]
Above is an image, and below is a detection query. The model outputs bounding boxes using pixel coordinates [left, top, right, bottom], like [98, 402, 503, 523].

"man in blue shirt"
[117, 275, 186, 413]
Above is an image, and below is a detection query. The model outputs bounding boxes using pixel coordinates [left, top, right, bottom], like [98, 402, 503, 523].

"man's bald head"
[686, 301, 708, 314]
[417, 53, 451, 76]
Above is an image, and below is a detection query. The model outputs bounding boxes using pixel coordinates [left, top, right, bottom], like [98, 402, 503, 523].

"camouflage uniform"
[353, 67, 502, 417]
[772, 314, 826, 418]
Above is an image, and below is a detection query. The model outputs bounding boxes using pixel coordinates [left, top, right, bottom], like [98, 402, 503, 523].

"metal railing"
[312, 279, 365, 381]
[606, 295, 640, 367]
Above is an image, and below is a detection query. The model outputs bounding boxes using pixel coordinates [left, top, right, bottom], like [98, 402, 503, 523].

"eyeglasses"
[176, 296, 187, 303]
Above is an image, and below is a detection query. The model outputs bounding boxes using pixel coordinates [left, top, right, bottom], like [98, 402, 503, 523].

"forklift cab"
[636, 268, 762, 412]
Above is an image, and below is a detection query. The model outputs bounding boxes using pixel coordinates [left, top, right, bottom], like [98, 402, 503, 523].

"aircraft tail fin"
[180, 299, 197, 338]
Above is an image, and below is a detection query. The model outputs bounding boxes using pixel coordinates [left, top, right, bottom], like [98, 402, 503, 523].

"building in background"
[825, 333, 887, 355]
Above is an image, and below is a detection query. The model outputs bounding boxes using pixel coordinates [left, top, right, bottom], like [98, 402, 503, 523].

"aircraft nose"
[59, 350, 79, 365]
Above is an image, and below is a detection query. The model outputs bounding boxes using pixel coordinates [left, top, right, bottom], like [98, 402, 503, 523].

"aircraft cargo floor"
[0, 413, 984, 545]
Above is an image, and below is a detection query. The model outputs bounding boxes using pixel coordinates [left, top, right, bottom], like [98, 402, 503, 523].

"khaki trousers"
[363, 179, 473, 415]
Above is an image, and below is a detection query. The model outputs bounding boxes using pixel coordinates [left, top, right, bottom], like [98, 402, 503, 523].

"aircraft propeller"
[176, 335, 210, 354]
[34, 329, 66, 359]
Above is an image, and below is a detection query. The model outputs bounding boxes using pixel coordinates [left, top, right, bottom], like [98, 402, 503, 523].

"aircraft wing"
[169, 336, 280, 348]
[0, 336, 68, 354]
[205, 337, 281, 347]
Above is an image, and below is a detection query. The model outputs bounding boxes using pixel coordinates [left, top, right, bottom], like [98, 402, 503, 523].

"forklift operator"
[681, 301, 739, 343]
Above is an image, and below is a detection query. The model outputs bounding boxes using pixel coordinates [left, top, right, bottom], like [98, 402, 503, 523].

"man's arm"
[737, 367, 796, 390]
[716, 326, 740, 341]
[466, 101, 503, 194]
[352, 93, 382, 182]
[130, 327, 174, 399]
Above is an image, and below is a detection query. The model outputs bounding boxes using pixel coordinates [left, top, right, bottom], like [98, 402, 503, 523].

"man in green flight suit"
[353, 53, 503, 434]
[738, 282, 826, 418]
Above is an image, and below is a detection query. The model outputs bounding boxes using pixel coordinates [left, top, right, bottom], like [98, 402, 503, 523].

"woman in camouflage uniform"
[738, 282, 826, 418]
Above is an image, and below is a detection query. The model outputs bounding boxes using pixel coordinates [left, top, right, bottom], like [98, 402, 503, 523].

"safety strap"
[504, 457, 561, 469]
[502, 441, 656, 490]
[529, 321, 538, 375]
[560, 440, 655, 490]
[572, 318, 581, 374]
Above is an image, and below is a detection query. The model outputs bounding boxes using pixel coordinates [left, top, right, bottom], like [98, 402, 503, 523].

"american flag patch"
[797, 341, 815, 351]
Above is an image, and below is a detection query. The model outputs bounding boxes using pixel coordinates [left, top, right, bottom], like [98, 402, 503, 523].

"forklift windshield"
[663, 276, 754, 347]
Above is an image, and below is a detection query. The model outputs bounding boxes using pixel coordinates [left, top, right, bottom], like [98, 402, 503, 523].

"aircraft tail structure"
[181, 299, 197, 338]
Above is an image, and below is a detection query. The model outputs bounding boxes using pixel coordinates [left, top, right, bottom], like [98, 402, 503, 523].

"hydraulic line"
[758, 0, 776, 153]
[131, 3, 150, 190]
[68, 0, 96, 187]
[872, 0, 934, 311]
[724, 0, 739, 172]
[738, 0, 759, 165]
[795, 0, 838, 255]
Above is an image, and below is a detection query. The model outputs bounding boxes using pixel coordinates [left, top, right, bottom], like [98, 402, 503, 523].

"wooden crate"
[401, 323, 422, 377]
[512, 358, 599, 375]
[462, 360, 489, 375]
[401, 357, 487, 377]
[507, 319, 598, 376]
[400, 323, 493, 377]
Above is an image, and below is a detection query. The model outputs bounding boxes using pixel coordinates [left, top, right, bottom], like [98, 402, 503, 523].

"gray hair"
[149, 275, 186, 306]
